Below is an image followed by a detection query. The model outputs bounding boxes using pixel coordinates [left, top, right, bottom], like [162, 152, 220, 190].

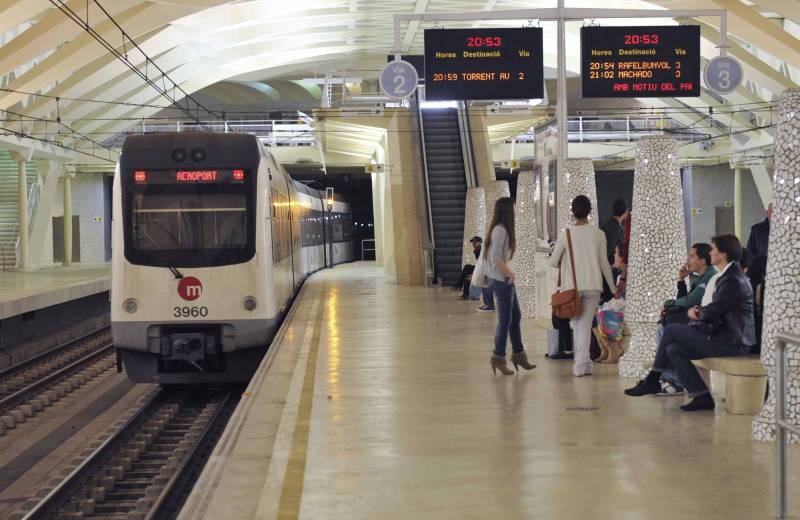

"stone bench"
[691, 356, 766, 415]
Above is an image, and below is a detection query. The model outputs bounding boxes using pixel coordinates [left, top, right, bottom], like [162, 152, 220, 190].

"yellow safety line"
[276, 282, 325, 520]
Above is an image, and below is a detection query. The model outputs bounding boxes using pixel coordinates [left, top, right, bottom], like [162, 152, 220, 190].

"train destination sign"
[581, 25, 701, 98]
[424, 28, 544, 100]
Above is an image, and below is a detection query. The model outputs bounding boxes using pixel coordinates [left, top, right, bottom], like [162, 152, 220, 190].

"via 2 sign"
[178, 276, 203, 301]
[379, 60, 419, 99]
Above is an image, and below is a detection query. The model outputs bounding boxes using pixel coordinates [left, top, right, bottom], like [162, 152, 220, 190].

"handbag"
[471, 251, 488, 288]
[551, 229, 582, 319]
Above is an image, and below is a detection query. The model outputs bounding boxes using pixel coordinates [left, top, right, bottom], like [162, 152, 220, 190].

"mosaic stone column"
[753, 89, 800, 442]
[557, 158, 598, 233]
[461, 187, 486, 267]
[618, 137, 686, 378]
[515, 172, 538, 318]
[484, 180, 510, 228]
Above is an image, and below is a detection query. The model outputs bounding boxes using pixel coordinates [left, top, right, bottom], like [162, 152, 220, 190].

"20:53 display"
[466, 36, 503, 47]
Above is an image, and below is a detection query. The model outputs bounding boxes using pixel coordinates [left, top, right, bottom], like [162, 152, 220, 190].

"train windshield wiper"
[134, 225, 184, 279]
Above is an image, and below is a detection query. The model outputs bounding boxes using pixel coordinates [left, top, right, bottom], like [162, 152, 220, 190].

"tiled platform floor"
[0, 264, 109, 319]
[184, 262, 799, 520]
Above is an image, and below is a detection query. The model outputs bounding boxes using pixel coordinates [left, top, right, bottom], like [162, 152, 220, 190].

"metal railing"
[515, 115, 707, 143]
[361, 239, 376, 261]
[775, 330, 800, 518]
[102, 114, 316, 148]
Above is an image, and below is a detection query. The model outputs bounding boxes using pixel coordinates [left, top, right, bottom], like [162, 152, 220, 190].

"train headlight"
[123, 298, 138, 314]
[243, 296, 258, 312]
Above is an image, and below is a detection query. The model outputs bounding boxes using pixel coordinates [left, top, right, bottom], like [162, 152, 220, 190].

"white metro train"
[111, 133, 354, 384]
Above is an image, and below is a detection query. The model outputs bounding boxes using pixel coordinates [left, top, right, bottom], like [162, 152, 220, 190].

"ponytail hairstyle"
[484, 196, 516, 259]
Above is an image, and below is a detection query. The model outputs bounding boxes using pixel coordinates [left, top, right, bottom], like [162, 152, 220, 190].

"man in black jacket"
[624, 235, 755, 412]
[600, 199, 628, 265]
[746, 202, 771, 257]
[452, 237, 482, 300]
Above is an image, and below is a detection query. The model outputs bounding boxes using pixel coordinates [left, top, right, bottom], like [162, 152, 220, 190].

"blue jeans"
[655, 324, 685, 389]
[482, 287, 495, 309]
[653, 324, 750, 397]
[489, 278, 523, 356]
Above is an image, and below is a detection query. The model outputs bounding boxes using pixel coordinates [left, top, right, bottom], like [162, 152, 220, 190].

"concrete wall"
[688, 165, 765, 245]
[42, 173, 109, 266]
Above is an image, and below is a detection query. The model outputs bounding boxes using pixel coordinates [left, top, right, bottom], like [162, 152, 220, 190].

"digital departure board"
[424, 28, 544, 100]
[581, 25, 700, 98]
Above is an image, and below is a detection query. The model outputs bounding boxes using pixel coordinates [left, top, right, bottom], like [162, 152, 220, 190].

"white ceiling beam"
[400, 0, 430, 51]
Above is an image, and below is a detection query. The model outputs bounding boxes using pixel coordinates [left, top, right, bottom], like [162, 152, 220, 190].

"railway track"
[22, 386, 238, 520]
[0, 328, 116, 434]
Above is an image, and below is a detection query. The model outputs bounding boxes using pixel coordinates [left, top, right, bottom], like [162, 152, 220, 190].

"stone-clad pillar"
[461, 187, 486, 267]
[557, 158, 598, 233]
[753, 89, 800, 442]
[515, 172, 538, 318]
[484, 180, 510, 227]
[619, 137, 686, 378]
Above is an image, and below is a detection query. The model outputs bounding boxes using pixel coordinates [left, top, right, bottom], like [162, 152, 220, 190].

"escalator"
[419, 108, 469, 286]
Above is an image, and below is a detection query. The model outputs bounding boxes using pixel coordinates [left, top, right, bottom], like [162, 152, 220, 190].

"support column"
[619, 137, 686, 378]
[63, 173, 72, 266]
[483, 180, 510, 227]
[557, 158, 598, 233]
[29, 160, 62, 269]
[15, 156, 29, 270]
[467, 111, 496, 187]
[734, 167, 744, 241]
[753, 89, 800, 442]
[515, 172, 538, 318]
[461, 187, 486, 267]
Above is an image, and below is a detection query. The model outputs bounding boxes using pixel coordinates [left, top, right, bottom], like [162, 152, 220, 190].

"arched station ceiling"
[0, 0, 797, 163]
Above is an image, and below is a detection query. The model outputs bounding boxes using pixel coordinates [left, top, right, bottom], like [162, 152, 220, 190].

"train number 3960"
[173, 306, 209, 318]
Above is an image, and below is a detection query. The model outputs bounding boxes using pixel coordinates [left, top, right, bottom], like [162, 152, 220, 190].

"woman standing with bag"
[486, 197, 536, 375]
[550, 196, 618, 377]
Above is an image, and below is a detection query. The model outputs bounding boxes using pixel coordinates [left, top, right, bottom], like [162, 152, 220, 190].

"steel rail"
[21, 389, 165, 520]
[144, 391, 237, 520]
[0, 344, 114, 416]
[0, 326, 110, 380]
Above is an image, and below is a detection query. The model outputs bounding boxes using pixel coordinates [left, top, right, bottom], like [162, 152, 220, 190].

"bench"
[691, 356, 766, 415]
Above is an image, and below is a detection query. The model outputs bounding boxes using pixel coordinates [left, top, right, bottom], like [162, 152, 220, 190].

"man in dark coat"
[600, 199, 628, 266]
[746, 202, 771, 257]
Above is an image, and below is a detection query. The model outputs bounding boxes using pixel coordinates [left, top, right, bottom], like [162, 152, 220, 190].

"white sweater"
[549, 224, 616, 293]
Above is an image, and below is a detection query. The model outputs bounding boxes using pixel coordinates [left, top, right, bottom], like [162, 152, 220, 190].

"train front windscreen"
[122, 167, 256, 268]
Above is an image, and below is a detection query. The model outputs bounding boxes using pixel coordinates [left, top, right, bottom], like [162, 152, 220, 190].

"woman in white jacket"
[549, 195, 618, 377]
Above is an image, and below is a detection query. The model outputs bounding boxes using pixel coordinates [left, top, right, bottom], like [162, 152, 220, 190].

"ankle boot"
[490, 355, 514, 375]
[602, 340, 624, 364]
[511, 351, 536, 372]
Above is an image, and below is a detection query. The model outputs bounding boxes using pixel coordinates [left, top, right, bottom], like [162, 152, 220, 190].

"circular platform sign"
[704, 56, 743, 95]
[379, 60, 418, 99]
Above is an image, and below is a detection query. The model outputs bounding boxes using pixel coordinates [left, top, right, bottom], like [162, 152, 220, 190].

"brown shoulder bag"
[551, 229, 582, 319]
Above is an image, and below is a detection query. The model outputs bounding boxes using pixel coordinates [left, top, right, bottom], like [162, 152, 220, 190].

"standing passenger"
[487, 197, 536, 375]
[550, 196, 618, 377]
[600, 198, 628, 265]
[746, 203, 771, 258]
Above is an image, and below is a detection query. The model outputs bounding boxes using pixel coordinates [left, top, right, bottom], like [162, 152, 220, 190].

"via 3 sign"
[704, 56, 743, 95]
[380, 60, 419, 99]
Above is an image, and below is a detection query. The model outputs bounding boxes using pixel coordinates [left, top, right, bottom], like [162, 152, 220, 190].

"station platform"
[181, 262, 795, 520]
[0, 264, 109, 320]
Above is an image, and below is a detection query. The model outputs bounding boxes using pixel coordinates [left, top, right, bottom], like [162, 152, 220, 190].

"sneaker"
[546, 352, 574, 360]
[656, 382, 685, 396]
[476, 306, 495, 312]
[680, 393, 715, 411]
[624, 380, 661, 397]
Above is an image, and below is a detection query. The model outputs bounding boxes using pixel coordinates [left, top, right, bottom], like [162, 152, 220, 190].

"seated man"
[625, 235, 756, 412]
[656, 243, 717, 394]
[452, 236, 482, 299]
